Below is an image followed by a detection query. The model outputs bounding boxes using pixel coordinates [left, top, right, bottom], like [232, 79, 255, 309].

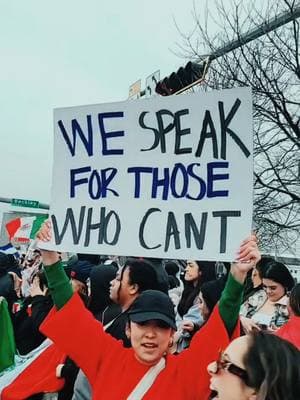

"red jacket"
[40, 293, 239, 400]
[276, 315, 300, 350]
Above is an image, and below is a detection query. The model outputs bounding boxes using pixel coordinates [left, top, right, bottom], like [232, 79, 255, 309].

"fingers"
[182, 321, 194, 332]
[237, 235, 260, 264]
[242, 318, 261, 334]
[36, 220, 52, 242]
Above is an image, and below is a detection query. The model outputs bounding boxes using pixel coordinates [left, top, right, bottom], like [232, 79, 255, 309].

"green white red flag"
[5, 215, 47, 243]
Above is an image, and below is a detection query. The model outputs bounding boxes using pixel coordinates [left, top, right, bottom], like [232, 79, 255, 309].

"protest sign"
[43, 87, 253, 260]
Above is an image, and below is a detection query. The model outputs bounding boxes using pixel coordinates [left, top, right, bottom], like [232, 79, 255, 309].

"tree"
[174, 0, 300, 254]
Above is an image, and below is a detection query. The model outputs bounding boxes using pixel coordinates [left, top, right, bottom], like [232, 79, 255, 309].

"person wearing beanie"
[67, 260, 91, 298]
[88, 264, 119, 319]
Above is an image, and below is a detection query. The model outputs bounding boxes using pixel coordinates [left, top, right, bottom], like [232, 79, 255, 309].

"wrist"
[41, 250, 60, 266]
[230, 263, 248, 284]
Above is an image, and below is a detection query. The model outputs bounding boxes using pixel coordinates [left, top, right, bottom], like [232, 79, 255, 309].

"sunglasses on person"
[210, 350, 249, 385]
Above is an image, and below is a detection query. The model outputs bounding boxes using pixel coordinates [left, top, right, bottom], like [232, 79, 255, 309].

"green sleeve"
[43, 261, 73, 309]
[219, 273, 244, 336]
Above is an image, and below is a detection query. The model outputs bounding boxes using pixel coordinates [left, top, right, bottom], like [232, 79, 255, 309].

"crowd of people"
[0, 223, 299, 399]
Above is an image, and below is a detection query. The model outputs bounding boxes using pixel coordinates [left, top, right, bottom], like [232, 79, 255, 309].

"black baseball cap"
[128, 290, 176, 330]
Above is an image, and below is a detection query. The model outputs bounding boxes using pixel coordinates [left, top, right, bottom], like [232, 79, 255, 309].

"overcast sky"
[0, 0, 261, 205]
[0, 0, 204, 204]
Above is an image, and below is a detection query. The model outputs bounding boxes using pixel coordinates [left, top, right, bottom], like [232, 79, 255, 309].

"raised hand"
[231, 235, 261, 283]
[36, 220, 60, 266]
[36, 220, 52, 242]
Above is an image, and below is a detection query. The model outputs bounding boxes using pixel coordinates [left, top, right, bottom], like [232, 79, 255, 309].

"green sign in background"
[11, 198, 40, 208]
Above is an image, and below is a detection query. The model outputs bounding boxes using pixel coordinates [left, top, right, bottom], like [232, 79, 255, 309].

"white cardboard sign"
[45, 87, 253, 261]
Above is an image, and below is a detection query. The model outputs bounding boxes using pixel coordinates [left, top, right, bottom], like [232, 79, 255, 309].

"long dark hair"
[177, 261, 216, 317]
[262, 261, 295, 292]
[244, 332, 300, 400]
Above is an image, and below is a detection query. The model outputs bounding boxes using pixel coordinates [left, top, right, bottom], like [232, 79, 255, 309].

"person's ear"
[168, 331, 175, 346]
[129, 283, 139, 295]
[125, 322, 131, 339]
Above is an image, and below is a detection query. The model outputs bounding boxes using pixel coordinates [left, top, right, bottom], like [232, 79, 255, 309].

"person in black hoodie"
[88, 263, 120, 321]
[12, 270, 53, 355]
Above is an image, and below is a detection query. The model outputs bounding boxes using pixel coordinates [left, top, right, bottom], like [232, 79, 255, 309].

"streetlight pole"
[207, 4, 300, 62]
[139, 4, 300, 97]
[173, 4, 300, 95]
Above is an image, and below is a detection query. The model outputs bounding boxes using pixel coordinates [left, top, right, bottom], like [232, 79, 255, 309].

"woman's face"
[262, 278, 285, 302]
[251, 268, 261, 288]
[127, 320, 173, 366]
[185, 261, 201, 282]
[198, 292, 210, 320]
[208, 336, 256, 400]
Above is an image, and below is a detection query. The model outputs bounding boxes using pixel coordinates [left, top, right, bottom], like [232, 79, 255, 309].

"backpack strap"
[127, 357, 166, 400]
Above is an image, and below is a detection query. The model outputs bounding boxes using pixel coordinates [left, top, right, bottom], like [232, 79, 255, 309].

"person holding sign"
[35, 221, 257, 399]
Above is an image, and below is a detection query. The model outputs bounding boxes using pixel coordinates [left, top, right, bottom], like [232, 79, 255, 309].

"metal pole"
[141, 5, 300, 97]
[202, 5, 300, 61]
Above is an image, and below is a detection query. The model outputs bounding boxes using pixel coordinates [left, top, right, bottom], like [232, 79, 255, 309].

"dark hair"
[200, 279, 226, 315]
[0, 252, 9, 275]
[177, 261, 216, 317]
[144, 257, 169, 294]
[244, 332, 300, 400]
[123, 258, 160, 293]
[165, 262, 179, 276]
[262, 261, 295, 292]
[7, 254, 19, 268]
[165, 262, 180, 288]
[168, 275, 179, 290]
[256, 256, 275, 280]
[289, 283, 300, 317]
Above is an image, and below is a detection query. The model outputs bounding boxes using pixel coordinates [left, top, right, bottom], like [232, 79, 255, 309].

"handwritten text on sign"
[47, 87, 253, 260]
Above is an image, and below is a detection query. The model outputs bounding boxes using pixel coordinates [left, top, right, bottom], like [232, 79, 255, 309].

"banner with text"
[44, 87, 253, 260]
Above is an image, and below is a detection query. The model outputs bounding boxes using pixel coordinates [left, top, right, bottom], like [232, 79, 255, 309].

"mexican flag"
[5, 215, 48, 243]
[0, 298, 16, 373]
